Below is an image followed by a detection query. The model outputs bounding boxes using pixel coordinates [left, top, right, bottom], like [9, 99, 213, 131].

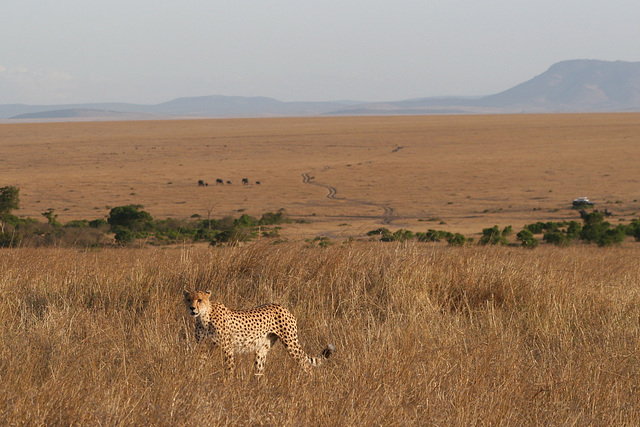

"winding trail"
[301, 172, 397, 224]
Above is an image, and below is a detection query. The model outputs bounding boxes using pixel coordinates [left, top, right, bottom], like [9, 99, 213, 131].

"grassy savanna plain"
[2, 113, 640, 238]
[2, 114, 640, 425]
[1, 244, 640, 425]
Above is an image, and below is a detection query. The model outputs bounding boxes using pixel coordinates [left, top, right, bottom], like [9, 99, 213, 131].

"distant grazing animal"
[216, 179, 224, 185]
[256, 181, 261, 185]
[183, 290, 335, 375]
[226, 181, 232, 185]
[198, 180, 205, 187]
[242, 178, 249, 185]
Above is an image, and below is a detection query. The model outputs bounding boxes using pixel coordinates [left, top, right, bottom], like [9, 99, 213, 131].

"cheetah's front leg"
[219, 334, 235, 374]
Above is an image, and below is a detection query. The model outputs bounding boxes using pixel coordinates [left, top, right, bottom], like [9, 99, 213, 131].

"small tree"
[447, 233, 468, 246]
[234, 214, 258, 228]
[107, 205, 154, 233]
[565, 221, 582, 239]
[628, 219, 640, 241]
[114, 228, 135, 245]
[205, 205, 215, 230]
[367, 228, 393, 241]
[580, 211, 607, 242]
[42, 208, 61, 227]
[543, 231, 569, 246]
[387, 229, 414, 242]
[516, 229, 538, 248]
[479, 225, 508, 245]
[259, 210, 291, 225]
[0, 186, 20, 233]
[525, 222, 545, 234]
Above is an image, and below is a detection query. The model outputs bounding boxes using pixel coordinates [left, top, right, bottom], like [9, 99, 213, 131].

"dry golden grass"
[1, 242, 639, 425]
[2, 114, 640, 239]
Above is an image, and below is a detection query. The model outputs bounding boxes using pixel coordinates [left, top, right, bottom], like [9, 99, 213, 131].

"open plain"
[2, 113, 640, 238]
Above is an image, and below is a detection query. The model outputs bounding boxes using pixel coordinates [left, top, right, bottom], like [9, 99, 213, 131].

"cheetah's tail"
[308, 344, 335, 367]
[321, 344, 335, 360]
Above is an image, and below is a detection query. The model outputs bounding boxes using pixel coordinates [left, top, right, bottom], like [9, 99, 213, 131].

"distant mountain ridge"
[9, 108, 154, 120]
[333, 59, 640, 115]
[479, 59, 640, 111]
[2, 59, 640, 121]
[0, 97, 362, 121]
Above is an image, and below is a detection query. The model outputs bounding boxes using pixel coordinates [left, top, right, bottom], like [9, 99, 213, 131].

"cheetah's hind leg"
[254, 333, 279, 376]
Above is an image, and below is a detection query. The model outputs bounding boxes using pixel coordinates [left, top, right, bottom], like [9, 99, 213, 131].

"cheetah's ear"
[183, 289, 190, 298]
[205, 290, 212, 297]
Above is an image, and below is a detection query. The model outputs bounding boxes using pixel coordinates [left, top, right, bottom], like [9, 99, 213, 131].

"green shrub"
[0, 186, 20, 233]
[628, 219, 640, 241]
[525, 222, 545, 234]
[306, 236, 333, 247]
[194, 228, 220, 242]
[579, 212, 625, 246]
[108, 205, 154, 233]
[367, 228, 393, 240]
[479, 226, 508, 245]
[234, 214, 258, 228]
[446, 233, 467, 246]
[580, 212, 607, 242]
[42, 209, 61, 227]
[566, 221, 582, 239]
[210, 227, 258, 245]
[259, 210, 291, 225]
[0, 231, 21, 247]
[543, 231, 569, 246]
[385, 229, 414, 242]
[65, 220, 89, 228]
[113, 227, 135, 244]
[261, 227, 282, 238]
[366, 228, 415, 242]
[516, 229, 538, 248]
[416, 229, 453, 242]
[88, 218, 107, 228]
[199, 219, 221, 230]
[596, 225, 627, 247]
[525, 221, 561, 234]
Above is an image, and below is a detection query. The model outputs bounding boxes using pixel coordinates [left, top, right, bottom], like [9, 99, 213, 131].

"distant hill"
[9, 109, 161, 120]
[2, 59, 639, 121]
[151, 96, 360, 117]
[334, 59, 640, 115]
[477, 59, 640, 112]
[1, 97, 361, 121]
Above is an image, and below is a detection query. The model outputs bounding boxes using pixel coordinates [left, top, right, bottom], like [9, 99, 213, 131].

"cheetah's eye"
[197, 299, 202, 303]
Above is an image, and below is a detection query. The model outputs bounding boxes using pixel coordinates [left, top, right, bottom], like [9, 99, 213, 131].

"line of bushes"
[0, 201, 292, 248]
[110, 206, 292, 246]
[367, 212, 640, 248]
[520, 212, 640, 247]
[366, 228, 469, 246]
[2, 186, 640, 249]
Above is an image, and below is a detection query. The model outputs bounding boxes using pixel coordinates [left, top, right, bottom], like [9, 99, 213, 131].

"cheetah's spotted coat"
[183, 290, 335, 375]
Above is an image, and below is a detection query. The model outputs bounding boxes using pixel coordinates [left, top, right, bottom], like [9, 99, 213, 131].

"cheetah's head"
[183, 290, 212, 318]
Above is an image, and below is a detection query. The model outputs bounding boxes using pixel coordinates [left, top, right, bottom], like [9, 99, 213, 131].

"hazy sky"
[2, 1, 639, 105]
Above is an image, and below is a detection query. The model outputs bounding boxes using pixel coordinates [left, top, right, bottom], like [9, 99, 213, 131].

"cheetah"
[183, 290, 335, 375]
